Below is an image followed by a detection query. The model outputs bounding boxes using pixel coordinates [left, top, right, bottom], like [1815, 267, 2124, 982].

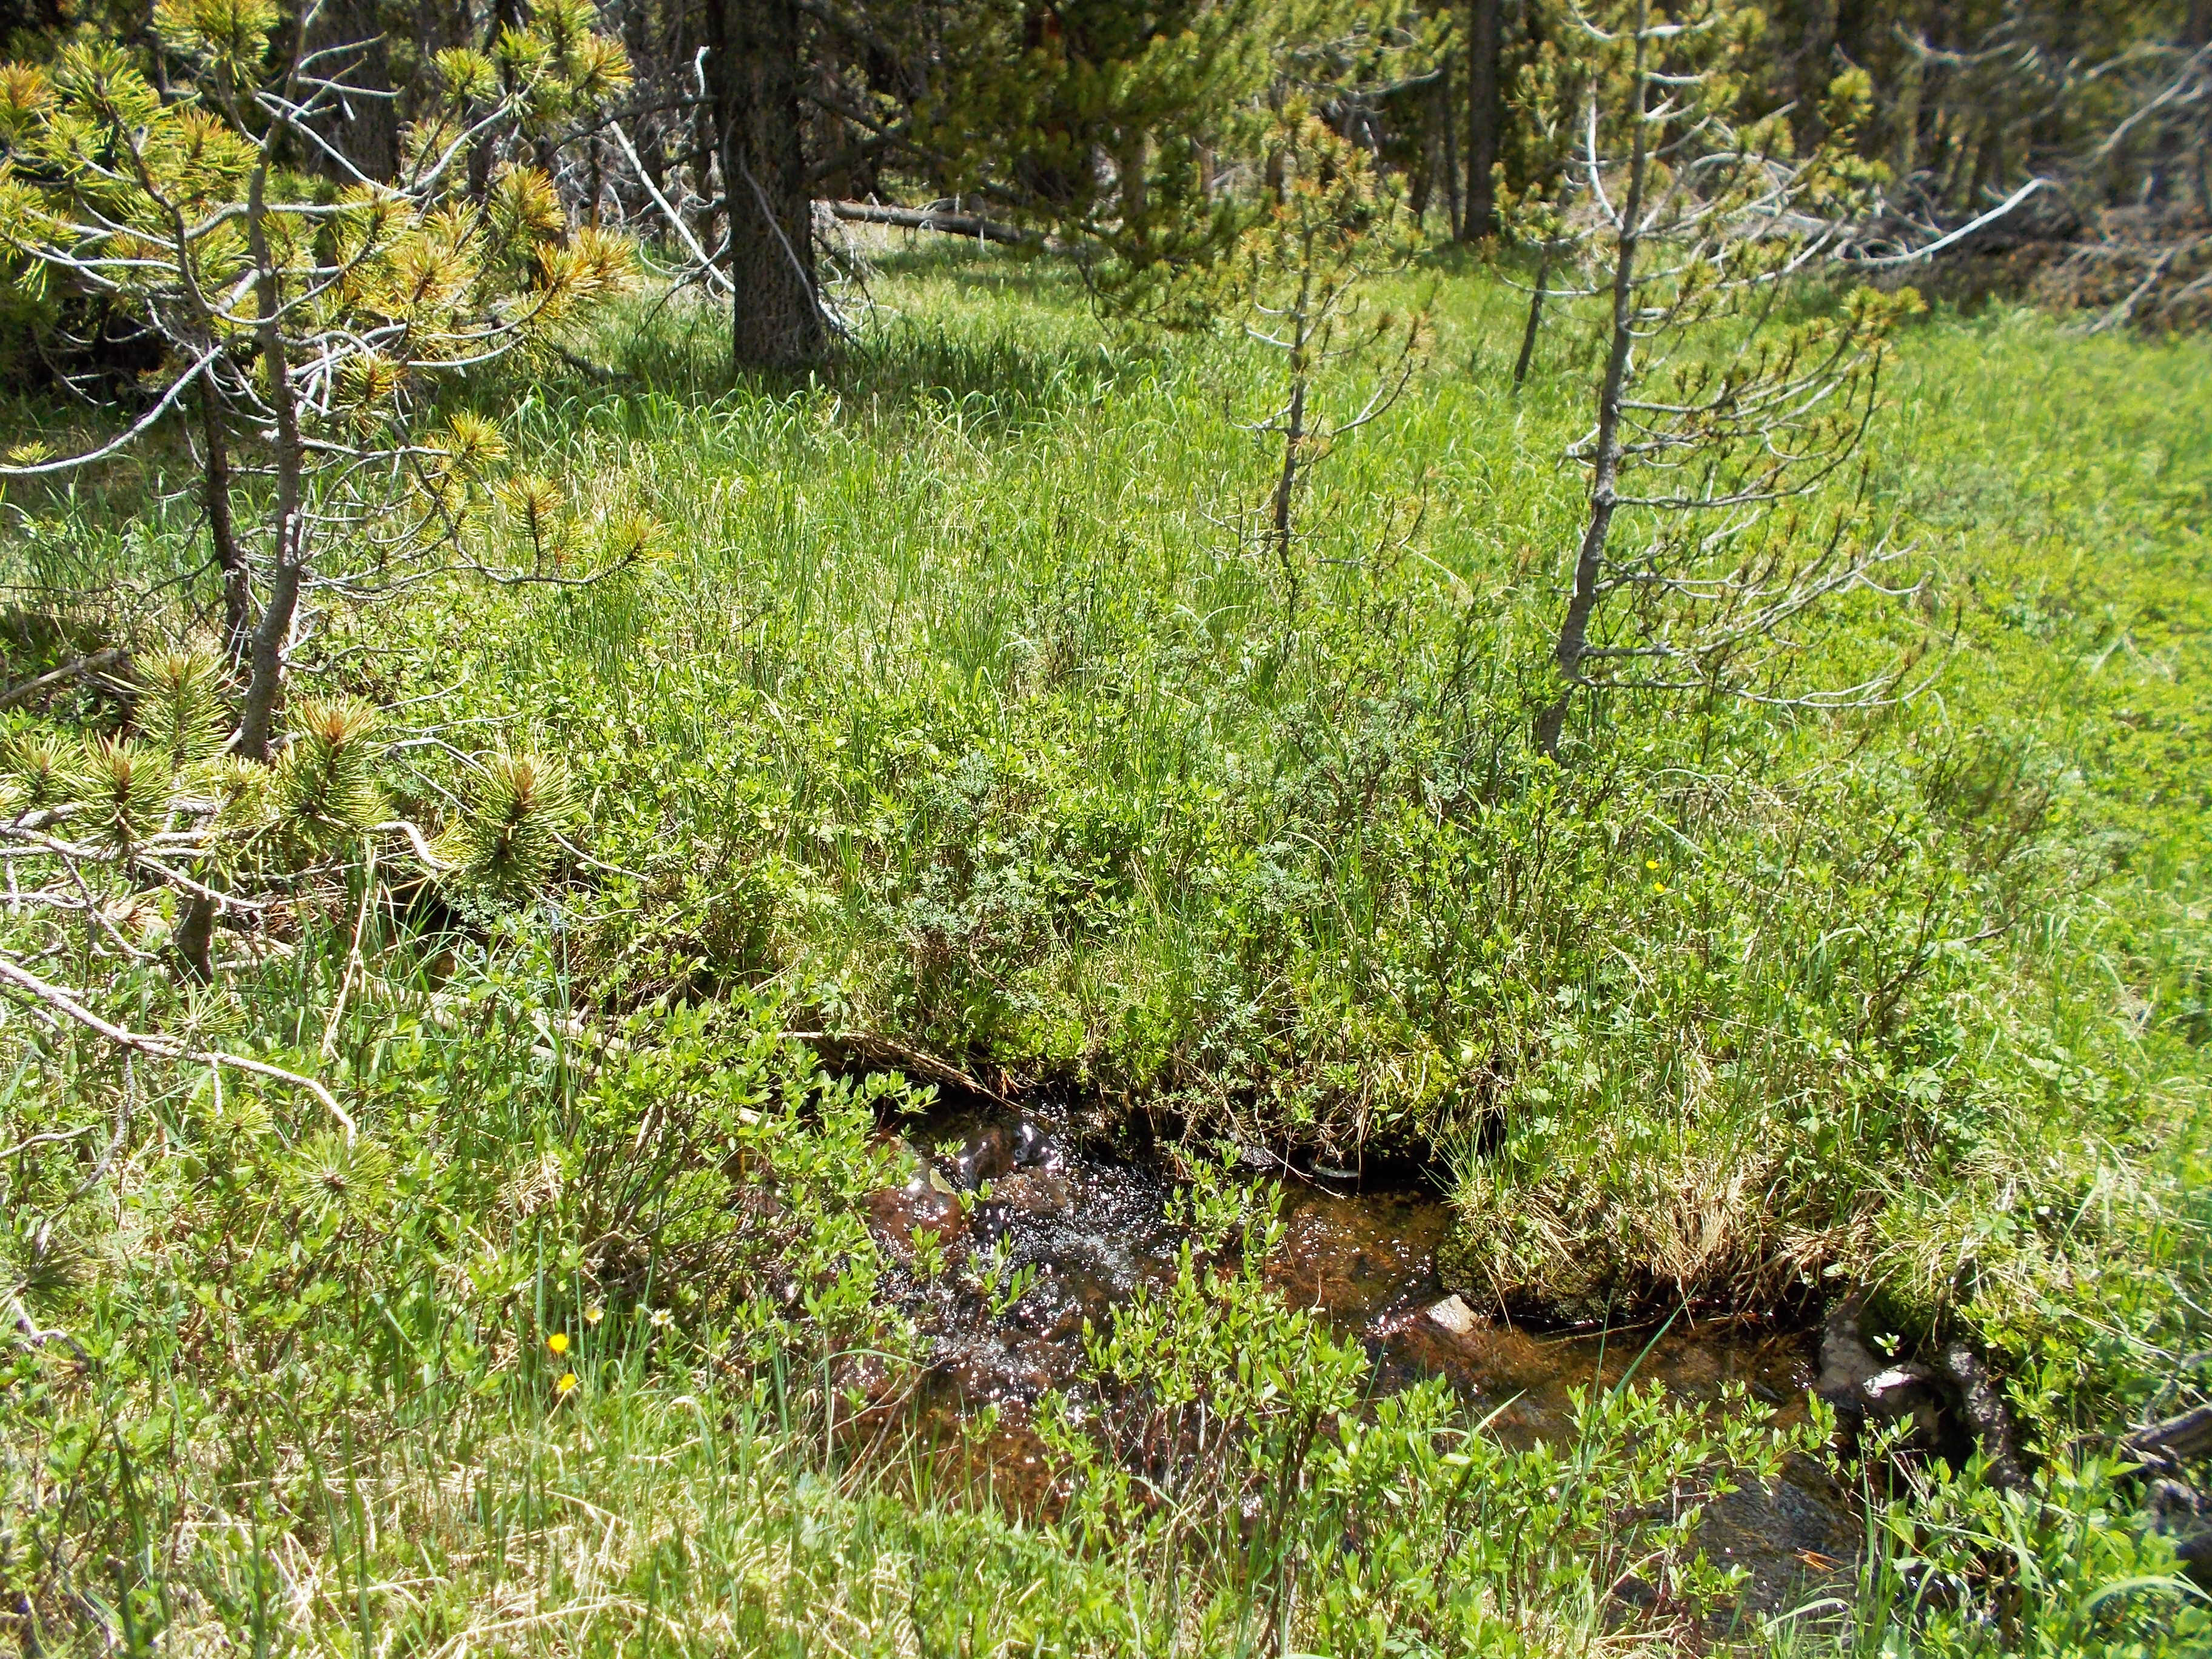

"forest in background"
[4, 0, 2212, 366]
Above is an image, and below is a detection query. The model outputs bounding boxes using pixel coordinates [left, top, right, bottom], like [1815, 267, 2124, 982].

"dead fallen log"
[2124, 1404, 2212, 1473]
[825, 199, 1034, 248]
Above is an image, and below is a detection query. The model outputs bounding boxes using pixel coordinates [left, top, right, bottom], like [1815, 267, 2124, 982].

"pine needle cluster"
[134, 649, 229, 767]
[272, 699, 386, 852]
[77, 735, 171, 853]
[0, 722, 75, 813]
[438, 750, 572, 894]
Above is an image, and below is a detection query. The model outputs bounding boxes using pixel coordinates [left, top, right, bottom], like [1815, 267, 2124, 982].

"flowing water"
[861, 1101, 1860, 1614]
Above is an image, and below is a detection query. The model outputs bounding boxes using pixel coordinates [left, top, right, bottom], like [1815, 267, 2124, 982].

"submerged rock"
[948, 1124, 1015, 1190]
[866, 1176, 967, 1252]
[985, 1168, 1074, 1217]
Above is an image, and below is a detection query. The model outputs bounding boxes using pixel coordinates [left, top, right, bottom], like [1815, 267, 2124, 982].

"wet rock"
[1704, 1458, 1860, 1614]
[2131, 1405, 2212, 1578]
[1815, 1294, 1941, 1439]
[1011, 1119, 1062, 1170]
[1817, 1295, 2034, 1485]
[988, 1169, 1074, 1217]
[1426, 1294, 1481, 1336]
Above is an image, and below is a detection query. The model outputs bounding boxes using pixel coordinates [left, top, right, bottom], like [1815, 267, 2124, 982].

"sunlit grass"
[1, 247, 2208, 1654]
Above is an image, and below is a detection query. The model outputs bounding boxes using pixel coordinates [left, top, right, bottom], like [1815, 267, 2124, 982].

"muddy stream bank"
[859, 1101, 1861, 1614]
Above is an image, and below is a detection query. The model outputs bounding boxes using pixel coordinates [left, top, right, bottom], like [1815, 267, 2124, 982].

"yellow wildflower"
[546, 1332, 569, 1355]
[555, 1372, 578, 1396]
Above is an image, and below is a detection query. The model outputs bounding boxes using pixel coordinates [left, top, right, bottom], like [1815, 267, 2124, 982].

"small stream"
[862, 1101, 1860, 1614]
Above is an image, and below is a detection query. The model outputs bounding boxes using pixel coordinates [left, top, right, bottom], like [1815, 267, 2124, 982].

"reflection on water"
[862, 1105, 1858, 1614]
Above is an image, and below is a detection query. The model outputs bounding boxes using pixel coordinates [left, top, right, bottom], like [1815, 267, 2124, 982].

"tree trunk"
[1511, 241, 1550, 389]
[1889, 47, 1922, 183]
[1271, 377, 1307, 589]
[172, 893, 216, 983]
[199, 381, 252, 666]
[235, 159, 306, 765]
[622, 0, 672, 207]
[1461, 0, 1503, 240]
[1786, 0, 1839, 155]
[708, 0, 824, 370]
[1409, 93, 1436, 227]
[1441, 54, 1463, 241]
[1535, 13, 1649, 759]
[468, 0, 525, 200]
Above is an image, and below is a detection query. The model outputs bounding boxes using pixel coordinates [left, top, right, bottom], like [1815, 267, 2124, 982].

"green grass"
[2, 245, 2208, 1652]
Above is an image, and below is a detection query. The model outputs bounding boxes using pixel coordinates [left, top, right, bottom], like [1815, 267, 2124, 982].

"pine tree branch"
[0, 349, 222, 477]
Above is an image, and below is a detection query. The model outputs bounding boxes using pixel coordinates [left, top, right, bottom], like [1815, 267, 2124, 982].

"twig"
[552, 829, 643, 882]
[375, 819, 454, 870]
[608, 122, 732, 295]
[0, 647, 127, 711]
[0, 347, 222, 477]
[35, 1054, 133, 1253]
[320, 840, 375, 1060]
[7, 1291, 85, 1359]
[1845, 177, 2052, 268]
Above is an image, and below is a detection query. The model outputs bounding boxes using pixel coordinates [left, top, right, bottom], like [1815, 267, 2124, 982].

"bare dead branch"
[0, 953, 356, 1139]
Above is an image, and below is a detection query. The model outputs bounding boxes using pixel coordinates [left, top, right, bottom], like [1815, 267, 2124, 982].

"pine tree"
[0, 0, 642, 758]
[1520, 0, 1919, 758]
[1222, 110, 1427, 607]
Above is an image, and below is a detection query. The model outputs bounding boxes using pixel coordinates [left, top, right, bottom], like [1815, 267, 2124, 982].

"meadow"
[1, 242, 2208, 1653]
